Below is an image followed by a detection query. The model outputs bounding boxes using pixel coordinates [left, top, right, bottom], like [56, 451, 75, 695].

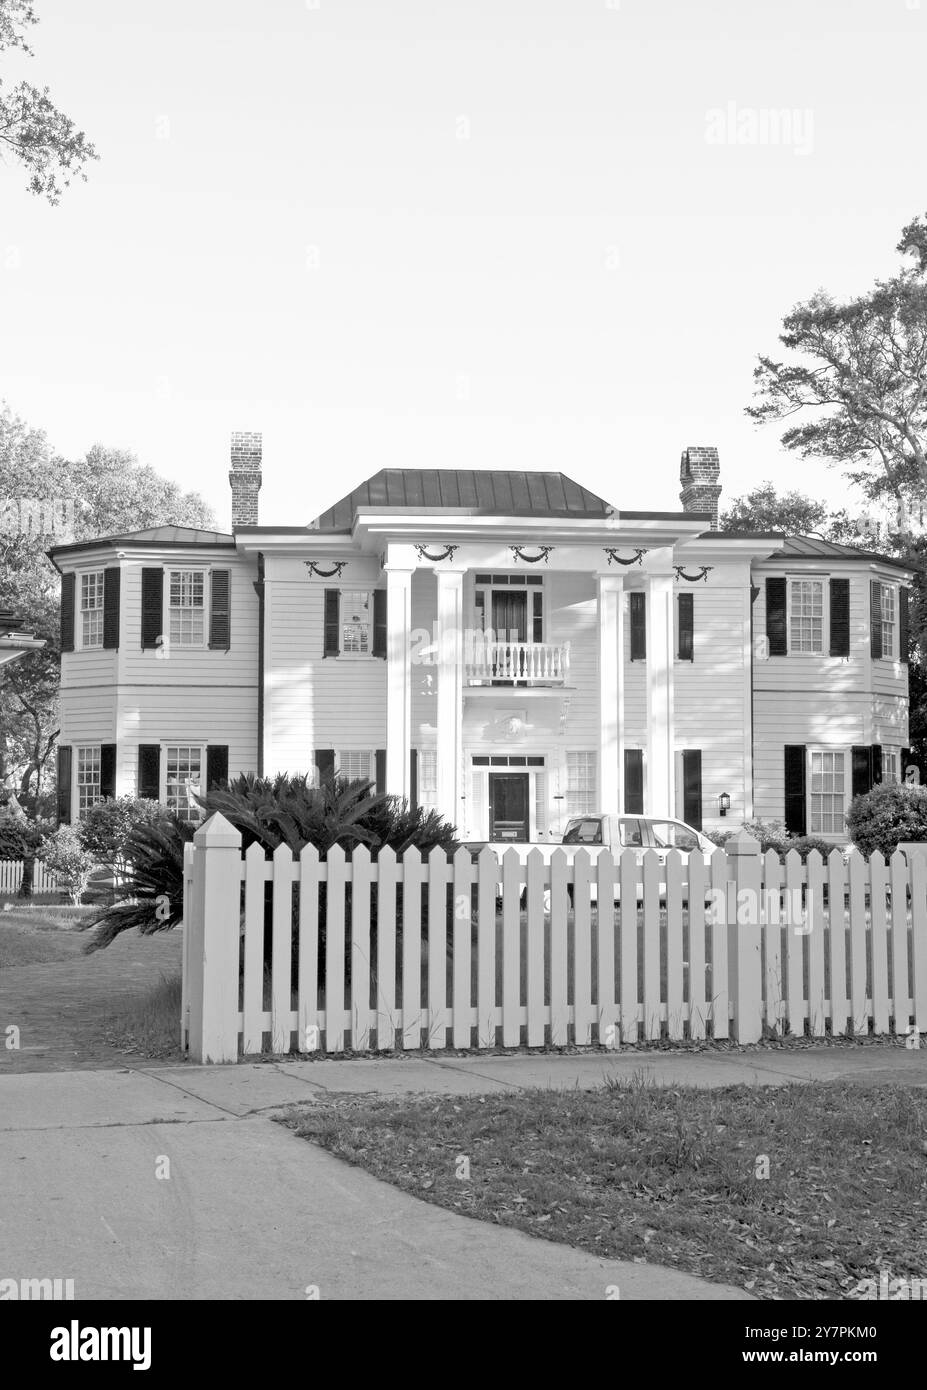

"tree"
[719, 483, 831, 535]
[747, 218, 927, 526]
[0, 1, 98, 203]
[40, 824, 95, 905]
[0, 403, 216, 803]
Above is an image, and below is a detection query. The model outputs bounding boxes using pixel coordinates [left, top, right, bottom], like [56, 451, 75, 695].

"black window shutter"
[784, 745, 806, 835]
[682, 749, 702, 829]
[323, 590, 340, 657]
[137, 745, 161, 801]
[629, 592, 646, 661]
[56, 745, 72, 824]
[99, 744, 117, 801]
[871, 744, 882, 786]
[624, 748, 644, 814]
[60, 572, 75, 653]
[870, 580, 883, 659]
[206, 745, 229, 790]
[375, 748, 386, 794]
[315, 749, 335, 782]
[829, 578, 849, 657]
[141, 568, 164, 650]
[766, 578, 787, 656]
[372, 590, 387, 658]
[677, 592, 694, 662]
[101, 568, 120, 650]
[208, 569, 231, 650]
[851, 746, 872, 799]
[410, 749, 418, 810]
[900, 587, 910, 663]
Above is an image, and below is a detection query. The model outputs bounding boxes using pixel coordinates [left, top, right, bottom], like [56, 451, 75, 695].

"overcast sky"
[1, 0, 925, 531]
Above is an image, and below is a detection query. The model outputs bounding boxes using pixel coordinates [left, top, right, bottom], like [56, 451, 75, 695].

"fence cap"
[193, 811, 243, 849]
[724, 827, 761, 857]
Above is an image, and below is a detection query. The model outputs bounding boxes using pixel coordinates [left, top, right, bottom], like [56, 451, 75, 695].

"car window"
[618, 818, 645, 847]
[648, 821, 700, 852]
[562, 818, 603, 845]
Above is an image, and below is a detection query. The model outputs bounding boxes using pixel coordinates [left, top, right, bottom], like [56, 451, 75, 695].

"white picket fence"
[0, 859, 61, 894]
[180, 814, 927, 1064]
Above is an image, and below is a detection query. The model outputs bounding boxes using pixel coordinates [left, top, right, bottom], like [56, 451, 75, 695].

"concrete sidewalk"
[0, 1045, 921, 1301]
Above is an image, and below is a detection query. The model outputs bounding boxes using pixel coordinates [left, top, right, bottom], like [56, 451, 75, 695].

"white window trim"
[337, 589, 375, 659]
[787, 577, 828, 657]
[807, 746, 849, 838]
[474, 574, 545, 644]
[164, 567, 209, 651]
[75, 743, 103, 820]
[161, 742, 206, 821]
[77, 568, 105, 651]
[878, 581, 898, 662]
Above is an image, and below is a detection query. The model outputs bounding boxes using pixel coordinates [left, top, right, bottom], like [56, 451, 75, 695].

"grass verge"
[280, 1080, 927, 1300]
[101, 972, 183, 1061]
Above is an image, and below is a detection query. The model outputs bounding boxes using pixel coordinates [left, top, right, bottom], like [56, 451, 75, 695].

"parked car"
[466, 813, 717, 909]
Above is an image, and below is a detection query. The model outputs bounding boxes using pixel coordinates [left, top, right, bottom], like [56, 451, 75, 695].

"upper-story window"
[341, 591, 371, 655]
[168, 570, 206, 647]
[474, 574, 543, 643]
[80, 571, 104, 648]
[880, 584, 896, 659]
[789, 579, 824, 654]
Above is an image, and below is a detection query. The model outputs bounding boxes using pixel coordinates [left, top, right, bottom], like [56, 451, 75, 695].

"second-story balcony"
[464, 633, 571, 686]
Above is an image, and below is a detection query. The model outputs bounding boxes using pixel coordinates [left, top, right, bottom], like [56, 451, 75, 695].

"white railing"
[464, 633, 570, 684]
[181, 817, 927, 1063]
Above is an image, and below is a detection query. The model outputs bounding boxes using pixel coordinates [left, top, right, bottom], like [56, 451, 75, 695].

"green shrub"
[781, 835, 837, 862]
[40, 826, 96, 906]
[82, 816, 193, 952]
[78, 796, 170, 875]
[0, 808, 55, 897]
[740, 818, 790, 854]
[846, 781, 927, 858]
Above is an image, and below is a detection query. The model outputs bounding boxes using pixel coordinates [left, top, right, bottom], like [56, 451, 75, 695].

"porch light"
[718, 792, 731, 817]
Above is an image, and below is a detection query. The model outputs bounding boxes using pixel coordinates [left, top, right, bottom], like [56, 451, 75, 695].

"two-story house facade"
[48, 436, 913, 844]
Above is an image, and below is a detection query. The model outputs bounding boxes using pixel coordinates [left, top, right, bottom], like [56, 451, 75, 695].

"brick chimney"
[679, 446, 721, 530]
[229, 431, 262, 527]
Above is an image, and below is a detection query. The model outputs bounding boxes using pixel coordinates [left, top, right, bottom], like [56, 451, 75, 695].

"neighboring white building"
[48, 436, 913, 843]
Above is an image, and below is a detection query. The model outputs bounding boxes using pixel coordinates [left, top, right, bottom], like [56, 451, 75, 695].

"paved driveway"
[0, 925, 182, 1073]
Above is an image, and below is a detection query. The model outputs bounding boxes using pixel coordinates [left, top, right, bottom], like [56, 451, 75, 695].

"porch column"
[645, 571, 675, 817]
[385, 566, 413, 799]
[435, 570, 464, 825]
[597, 573, 624, 812]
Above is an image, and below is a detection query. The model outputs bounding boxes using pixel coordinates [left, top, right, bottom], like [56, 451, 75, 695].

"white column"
[385, 567, 413, 799]
[645, 571, 675, 817]
[597, 573, 623, 812]
[436, 570, 464, 825]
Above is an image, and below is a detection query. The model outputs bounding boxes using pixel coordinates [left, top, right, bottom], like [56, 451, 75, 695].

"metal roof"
[48, 525, 235, 562]
[311, 469, 612, 530]
[708, 531, 915, 572]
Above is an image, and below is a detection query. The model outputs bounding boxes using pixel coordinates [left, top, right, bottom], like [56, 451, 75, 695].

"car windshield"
[562, 818, 603, 845]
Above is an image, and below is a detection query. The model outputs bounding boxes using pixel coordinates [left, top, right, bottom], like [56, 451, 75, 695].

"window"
[168, 570, 205, 647]
[881, 585, 896, 659]
[418, 750, 437, 808]
[76, 746, 102, 817]
[809, 750, 846, 834]
[562, 817, 603, 845]
[789, 579, 824, 653]
[565, 751, 596, 817]
[80, 571, 104, 648]
[337, 750, 374, 782]
[648, 821, 701, 852]
[165, 745, 203, 822]
[882, 748, 900, 784]
[341, 591, 371, 655]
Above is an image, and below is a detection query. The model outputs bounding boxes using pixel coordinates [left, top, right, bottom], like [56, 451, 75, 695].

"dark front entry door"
[491, 590, 527, 642]
[489, 773, 530, 841]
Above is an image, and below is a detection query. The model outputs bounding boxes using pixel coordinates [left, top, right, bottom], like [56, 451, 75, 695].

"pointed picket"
[641, 850, 661, 1040]
[270, 842, 294, 1054]
[619, 849, 640, 1042]
[401, 848, 423, 1049]
[847, 851, 869, 1032]
[826, 849, 848, 1038]
[452, 847, 474, 1048]
[595, 850, 618, 1047]
[325, 845, 347, 1052]
[685, 851, 708, 1041]
[350, 846, 372, 1052]
[890, 851, 910, 1035]
[525, 849, 546, 1047]
[910, 852, 927, 1032]
[426, 847, 449, 1049]
[869, 853, 890, 1034]
[783, 850, 805, 1036]
[805, 850, 826, 1036]
[297, 844, 321, 1053]
[549, 848, 569, 1045]
[501, 848, 522, 1047]
[476, 848, 498, 1048]
[665, 850, 684, 1040]
[709, 848, 729, 1040]
[375, 847, 398, 1051]
[242, 841, 266, 1055]
[761, 850, 783, 1034]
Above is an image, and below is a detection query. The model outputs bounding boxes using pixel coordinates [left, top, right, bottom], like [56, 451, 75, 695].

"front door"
[489, 773, 530, 841]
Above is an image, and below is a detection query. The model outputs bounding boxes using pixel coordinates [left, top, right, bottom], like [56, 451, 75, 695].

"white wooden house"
[48, 435, 913, 843]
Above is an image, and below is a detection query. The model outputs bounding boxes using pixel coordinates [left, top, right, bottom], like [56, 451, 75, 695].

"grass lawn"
[0, 910, 90, 967]
[281, 1080, 927, 1300]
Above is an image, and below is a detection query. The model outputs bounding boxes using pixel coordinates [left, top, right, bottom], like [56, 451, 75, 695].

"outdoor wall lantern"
[718, 792, 731, 817]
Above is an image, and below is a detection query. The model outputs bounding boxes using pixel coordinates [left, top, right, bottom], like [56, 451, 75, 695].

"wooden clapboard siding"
[58, 687, 117, 744]
[752, 691, 873, 829]
[264, 555, 386, 771]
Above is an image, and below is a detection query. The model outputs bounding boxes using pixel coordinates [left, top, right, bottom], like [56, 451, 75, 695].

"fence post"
[187, 812, 242, 1064]
[726, 830, 762, 1044]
